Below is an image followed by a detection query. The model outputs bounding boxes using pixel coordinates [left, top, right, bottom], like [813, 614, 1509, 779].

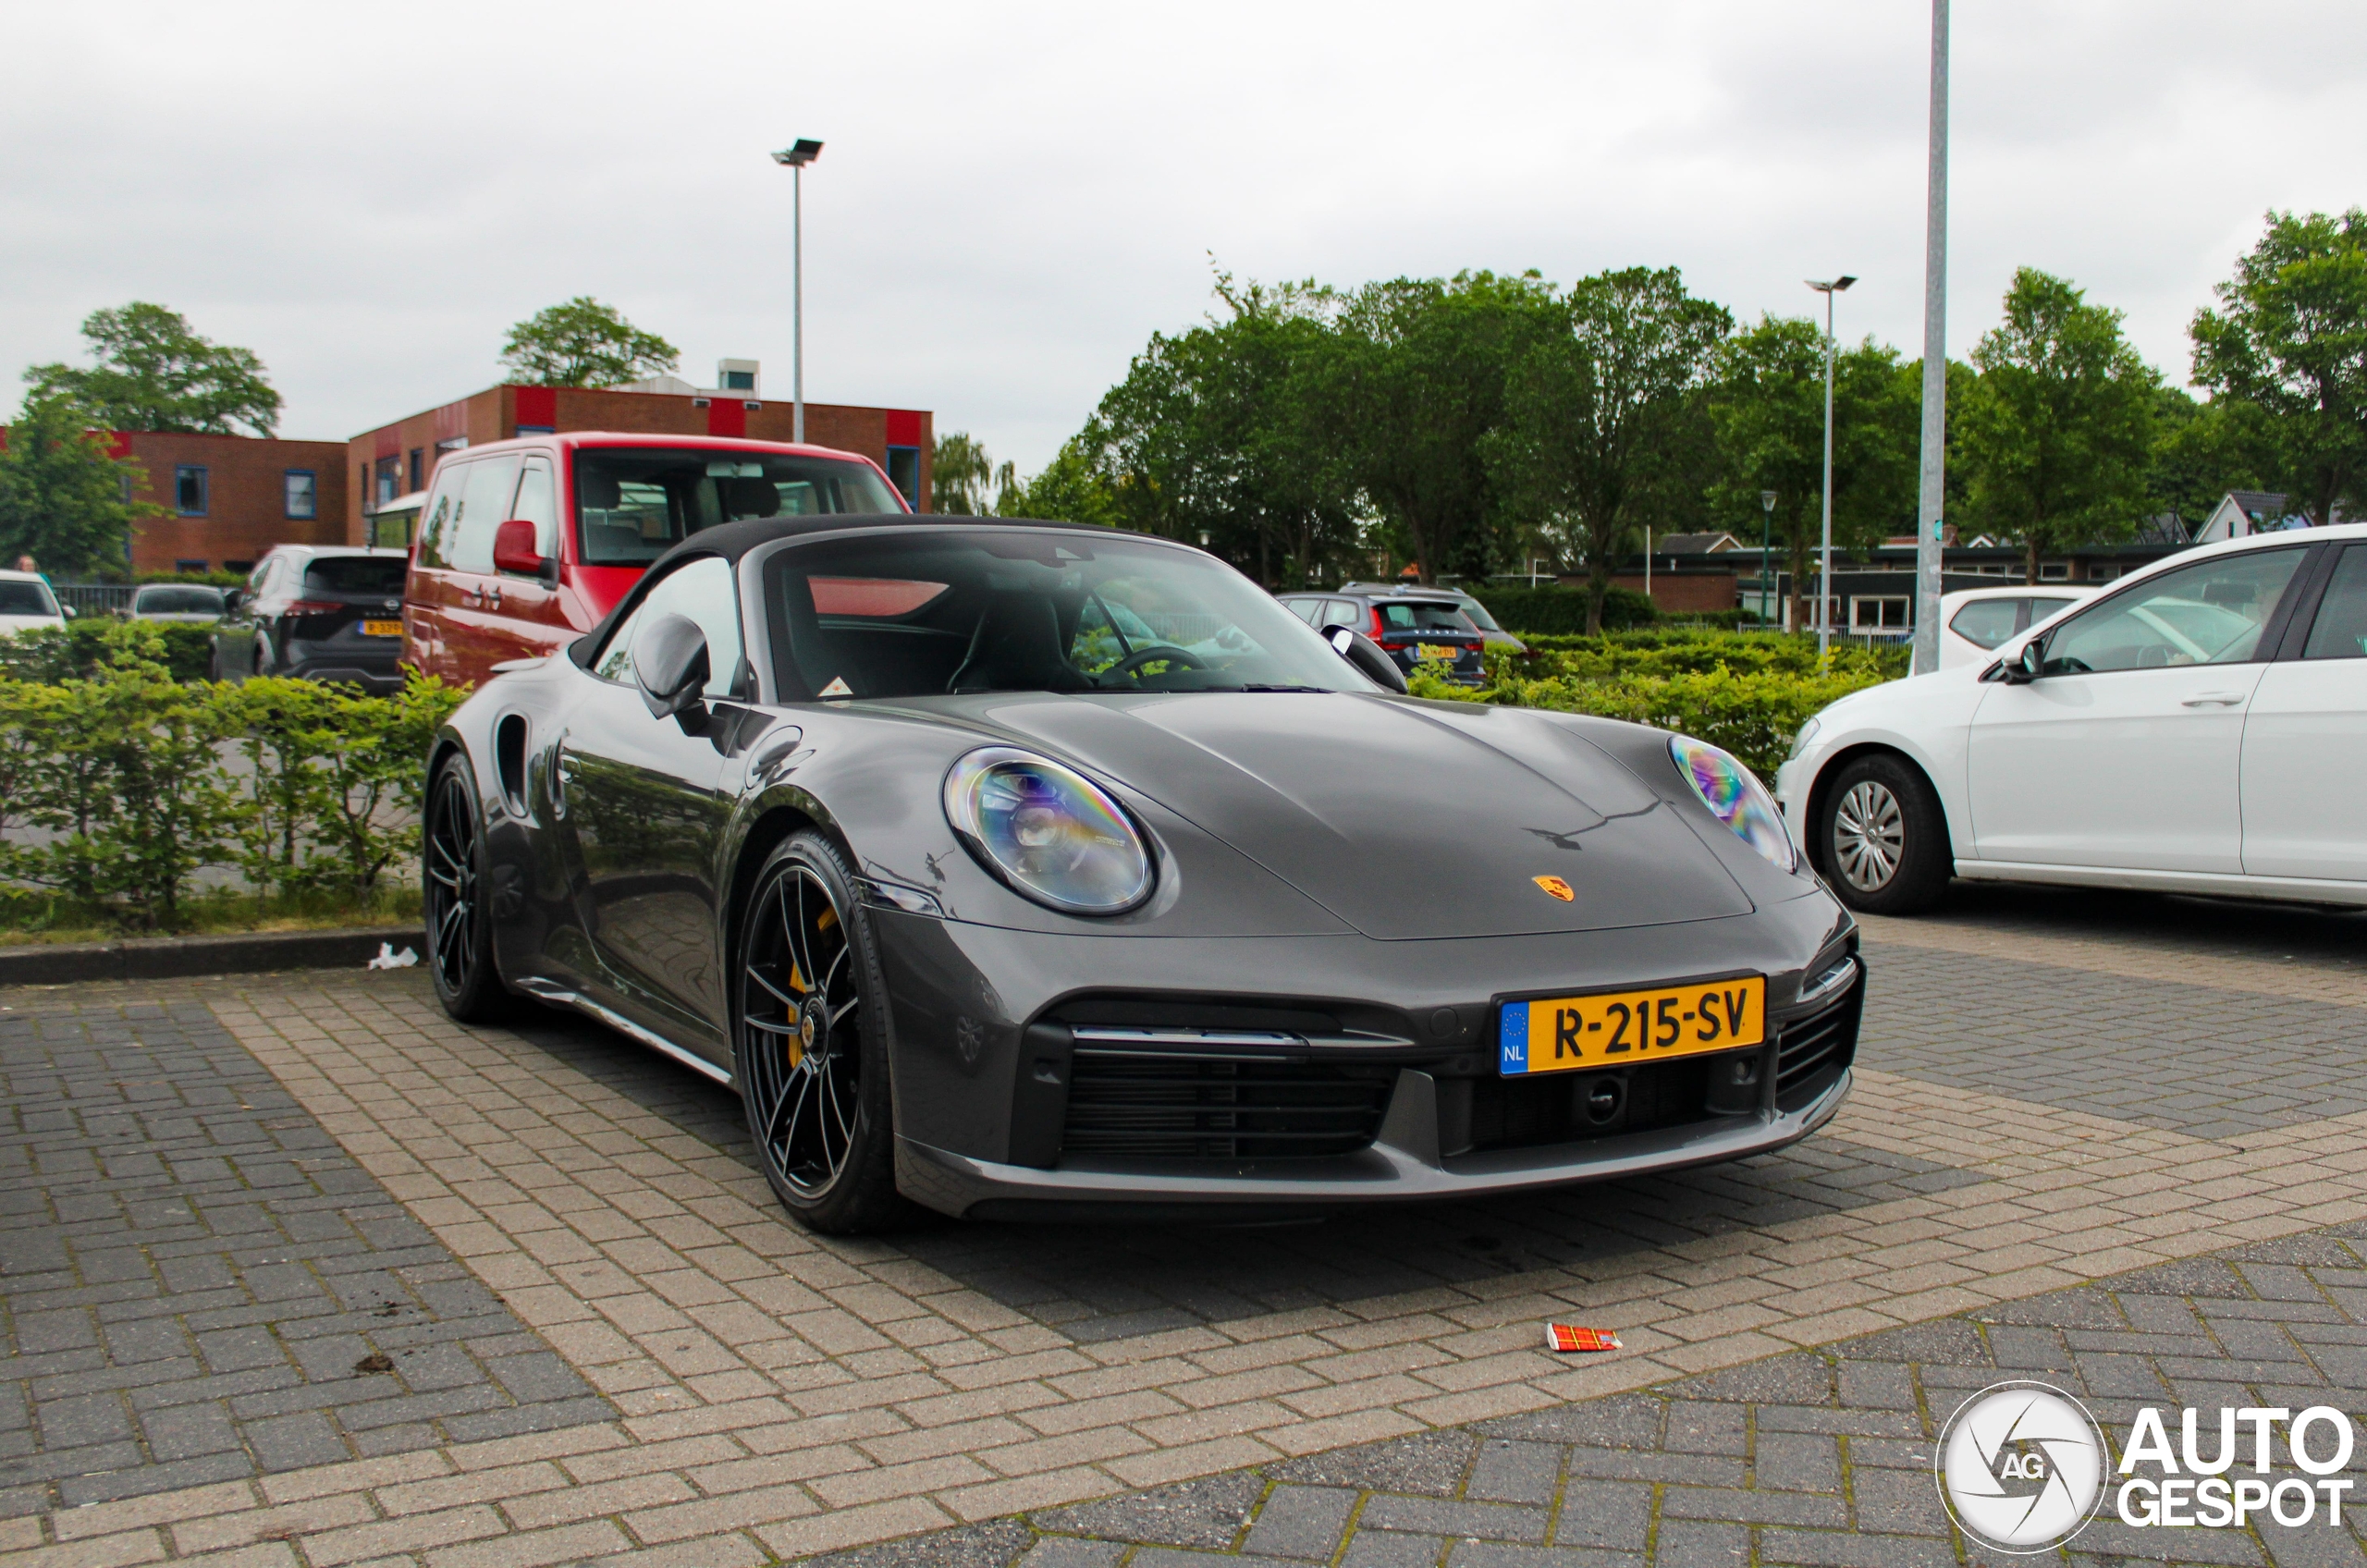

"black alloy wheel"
[1817, 752, 1951, 915]
[736, 830, 906, 1234]
[423, 754, 515, 1022]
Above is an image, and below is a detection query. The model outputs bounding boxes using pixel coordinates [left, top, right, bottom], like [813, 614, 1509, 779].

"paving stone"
[0, 996, 612, 1514]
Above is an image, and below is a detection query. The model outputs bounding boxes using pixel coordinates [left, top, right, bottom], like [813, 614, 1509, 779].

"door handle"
[2180, 692, 2246, 706]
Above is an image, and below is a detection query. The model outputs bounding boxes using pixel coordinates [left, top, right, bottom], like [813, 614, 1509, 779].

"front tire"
[423, 753, 517, 1022]
[734, 830, 908, 1234]
[1818, 753, 1951, 915]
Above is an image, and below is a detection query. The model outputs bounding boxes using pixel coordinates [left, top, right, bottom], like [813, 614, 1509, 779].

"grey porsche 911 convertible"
[423, 513, 1862, 1233]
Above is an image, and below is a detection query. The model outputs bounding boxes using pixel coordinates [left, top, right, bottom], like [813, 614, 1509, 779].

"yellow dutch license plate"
[1498, 976, 1765, 1076]
[361, 619, 403, 638]
[1417, 643, 1459, 662]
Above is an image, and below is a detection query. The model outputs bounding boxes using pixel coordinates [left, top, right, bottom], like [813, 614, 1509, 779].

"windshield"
[765, 530, 1371, 700]
[133, 586, 224, 614]
[0, 581, 56, 618]
[305, 557, 408, 595]
[577, 447, 906, 567]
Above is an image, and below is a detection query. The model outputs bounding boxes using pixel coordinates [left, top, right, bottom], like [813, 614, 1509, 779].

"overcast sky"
[5, 1, 2363, 472]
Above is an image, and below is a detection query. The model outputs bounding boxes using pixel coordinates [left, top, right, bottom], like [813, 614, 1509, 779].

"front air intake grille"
[1774, 977, 1862, 1109]
[1059, 1050, 1393, 1159]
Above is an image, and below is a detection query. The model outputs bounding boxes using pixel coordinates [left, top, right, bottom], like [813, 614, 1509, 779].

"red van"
[402, 432, 909, 688]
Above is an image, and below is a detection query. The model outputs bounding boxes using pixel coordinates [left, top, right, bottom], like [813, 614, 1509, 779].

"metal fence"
[50, 583, 137, 619]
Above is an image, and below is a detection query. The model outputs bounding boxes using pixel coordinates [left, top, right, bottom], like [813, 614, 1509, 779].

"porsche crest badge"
[1533, 875, 1575, 901]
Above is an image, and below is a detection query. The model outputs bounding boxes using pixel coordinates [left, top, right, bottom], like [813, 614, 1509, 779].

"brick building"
[0, 428, 352, 577]
[347, 373, 933, 545]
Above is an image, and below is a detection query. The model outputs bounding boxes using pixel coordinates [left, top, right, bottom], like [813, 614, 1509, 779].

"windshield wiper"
[1231, 683, 1331, 693]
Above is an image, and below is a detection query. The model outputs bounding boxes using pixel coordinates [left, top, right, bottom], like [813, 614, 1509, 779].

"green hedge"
[1409, 631, 1896, 778]
[0, 621, 215, 683]
[0, 622, 463, 930]
[1465, 584, 1660, 634]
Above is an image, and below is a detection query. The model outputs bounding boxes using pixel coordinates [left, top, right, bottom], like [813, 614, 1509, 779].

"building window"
[374, 456, 402, 507]
[1851, 595, 1911, 633]
[175, 558, 208, 573]
[2087, 562, 2119, 582]
[175, 465, 208, 516]
[2040, 561, 2071, 582]
[409, 449, 423, 492]
[222, 559, 252, 573]
[721, 369, 755, 391]
[284, 470, 317, 520]
[884, 445, 921, 508]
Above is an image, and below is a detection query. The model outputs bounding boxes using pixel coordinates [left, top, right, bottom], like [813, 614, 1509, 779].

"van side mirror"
[635, 613, 710, 719]
[492, 519, 549, 578]
[1320, 622, 1410, 694]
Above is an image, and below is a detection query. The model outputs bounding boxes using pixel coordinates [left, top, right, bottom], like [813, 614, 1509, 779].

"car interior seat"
[720, 477, 780, 521]
[947, 593, 1082, 692]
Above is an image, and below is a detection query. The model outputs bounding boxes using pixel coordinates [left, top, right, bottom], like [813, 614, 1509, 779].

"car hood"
[946, 691, 1753, 940]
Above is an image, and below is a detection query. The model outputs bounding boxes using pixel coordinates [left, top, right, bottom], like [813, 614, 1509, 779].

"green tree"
[498, 297, 679, 387]
[2144, 388, 2286, 525]
[0, 393, 151, 575]
[1331, 272, 1562, 585]
[23, 302, 281, 436]
[1484, 267, 1731, 631]
[1703, 316, 1919, 632]
[1094, 274, 1367, 586]
[931, 431, 993, 514]
[2190, 209, 2367, 528]
[1960, 268, 2158, 582]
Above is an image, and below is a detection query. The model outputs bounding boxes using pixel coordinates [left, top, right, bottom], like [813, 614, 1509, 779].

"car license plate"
[1499, 976, 1765, 1075]
[361, 619, 402, 638]
[1417, 643, 1459, 662]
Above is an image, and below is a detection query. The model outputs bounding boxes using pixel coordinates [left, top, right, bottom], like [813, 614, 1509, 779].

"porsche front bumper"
[895, 1064, 1851, 1221]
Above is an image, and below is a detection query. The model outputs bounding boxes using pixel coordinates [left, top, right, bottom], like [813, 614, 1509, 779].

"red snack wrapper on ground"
[1545, 1323, 1621, 1354]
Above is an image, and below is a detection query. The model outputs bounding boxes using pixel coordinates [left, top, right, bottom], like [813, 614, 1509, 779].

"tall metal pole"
[1819, 287, 1837, 662]
[1910, 0, 1950, 674]
[792, 162, 805, 445]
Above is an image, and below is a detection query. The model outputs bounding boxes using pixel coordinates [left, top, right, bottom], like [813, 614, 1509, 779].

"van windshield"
[576, 448, 906, 567]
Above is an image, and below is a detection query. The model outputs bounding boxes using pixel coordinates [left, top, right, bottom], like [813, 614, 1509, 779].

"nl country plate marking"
[1500, 975, 1765, 1075]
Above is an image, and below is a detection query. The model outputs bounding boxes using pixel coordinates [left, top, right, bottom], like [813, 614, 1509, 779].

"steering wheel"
[1103, 644, 1208, 683]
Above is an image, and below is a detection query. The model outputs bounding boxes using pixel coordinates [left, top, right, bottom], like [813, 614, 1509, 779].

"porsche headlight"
[1670, 734, 1796, 872]
[944, 747, 1154, 914]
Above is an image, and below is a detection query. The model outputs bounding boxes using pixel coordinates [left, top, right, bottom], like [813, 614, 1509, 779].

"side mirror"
[221, 589, 243, 614]
[634, 612, 710, 719]
[1319, 622, 1410, 694]
[2003, 638, 2043, 683]
[492, 518, 548, 578]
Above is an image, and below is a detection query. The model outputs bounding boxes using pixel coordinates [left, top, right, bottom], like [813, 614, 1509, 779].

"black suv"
[1276, 587, 1488, 685]
[211, 545, 411, 692]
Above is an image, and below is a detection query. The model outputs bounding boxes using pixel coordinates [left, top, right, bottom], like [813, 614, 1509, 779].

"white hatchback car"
[0, 570, 67, 637]
[1937, 584, 2091, 668]
[1776, 526, 2367, 913]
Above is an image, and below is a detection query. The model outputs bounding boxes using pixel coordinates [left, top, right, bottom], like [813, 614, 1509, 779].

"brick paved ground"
[798, 1223, 2367, 1568]
[0, 998, 609, 1513]
[3, 883, 2366, 1564]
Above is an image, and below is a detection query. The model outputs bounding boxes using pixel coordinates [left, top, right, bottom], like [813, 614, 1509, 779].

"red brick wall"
[1606, 569, 1739, 613]
[107, 433, 350, 575]
[344, 386, 935, 544]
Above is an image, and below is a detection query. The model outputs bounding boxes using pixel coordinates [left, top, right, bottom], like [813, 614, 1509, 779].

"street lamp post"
[1911, 0, 1951, 675]
[770, 139, 824, 443]
[1806, 276, 1857, 660]
[1759, 490, 1777, 628]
